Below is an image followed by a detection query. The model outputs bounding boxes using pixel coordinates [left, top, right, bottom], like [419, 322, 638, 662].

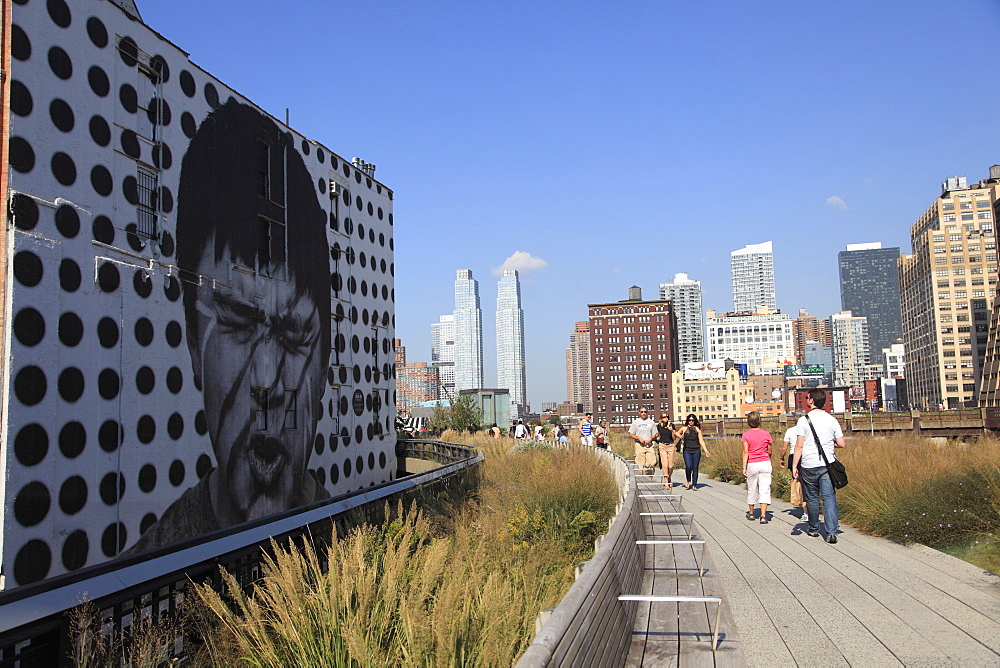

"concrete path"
[670, 471, 1000, 667]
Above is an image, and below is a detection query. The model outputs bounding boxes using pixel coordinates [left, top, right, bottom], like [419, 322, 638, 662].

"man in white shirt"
[628, 408, 659, 475]
[793, 389, 846, 544]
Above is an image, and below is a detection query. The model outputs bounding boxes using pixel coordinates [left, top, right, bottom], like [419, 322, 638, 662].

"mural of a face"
[189, 242, 324, 524]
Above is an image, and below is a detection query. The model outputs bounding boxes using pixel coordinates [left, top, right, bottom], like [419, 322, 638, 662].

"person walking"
[741, 411, 773, 523]
[679, 414, 711, 489]
[579, 413, 594, 446]
[793, 389, 846, 544]
[593, 419, 608, 449]
[513, 420, 528, 440]
[656, 415, 679, 488]
[779, 420, 808, 521]
[628, 408, 659, 476]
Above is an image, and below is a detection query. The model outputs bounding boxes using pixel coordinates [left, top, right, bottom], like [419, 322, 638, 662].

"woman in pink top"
[741, 411, 773, 524]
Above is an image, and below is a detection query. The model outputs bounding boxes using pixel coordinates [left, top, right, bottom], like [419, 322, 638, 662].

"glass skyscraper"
[838, 243, 902, 357]
[453, 269, 483, 391]
[496, 270, 527, 417]
[430, 314, 455, 400]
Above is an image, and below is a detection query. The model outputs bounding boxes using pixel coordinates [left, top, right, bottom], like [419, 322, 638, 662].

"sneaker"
[825, 535, 838, 544]
[806, 530, 820, 538]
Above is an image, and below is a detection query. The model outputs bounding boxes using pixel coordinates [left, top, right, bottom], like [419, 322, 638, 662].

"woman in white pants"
[741, 411, 773, 523]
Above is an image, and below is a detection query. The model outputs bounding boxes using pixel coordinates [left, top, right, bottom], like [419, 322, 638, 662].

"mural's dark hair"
[175, 99, 330, 364]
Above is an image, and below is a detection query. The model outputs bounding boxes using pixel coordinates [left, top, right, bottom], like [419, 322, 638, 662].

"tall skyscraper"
[793, 309, 832, 364]
[496, 270, 527, 417]
[565, 321, 592, 412]
[830, 311, 871, 389]
[430, 314, 455, 400]
[839, 243, 903, 356]
[731, 241, 776, 313]
[588, 288, 680, 425]
[900, 168, 1000, 409]
[659, 272, 704, 365]
[453, 269, 483, 391]
[705, 308, 795, 375]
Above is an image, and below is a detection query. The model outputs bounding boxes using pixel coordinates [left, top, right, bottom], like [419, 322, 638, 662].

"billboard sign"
[683, 360, 727, 380]
[784, 364, 825, 378]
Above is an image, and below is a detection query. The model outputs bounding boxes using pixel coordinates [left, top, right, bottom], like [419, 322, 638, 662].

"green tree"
[428, 394, 484, 433]
[547, 415, 562, 426]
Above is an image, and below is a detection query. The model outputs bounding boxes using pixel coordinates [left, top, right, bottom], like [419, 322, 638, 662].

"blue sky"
[142, 0, 1000, 407]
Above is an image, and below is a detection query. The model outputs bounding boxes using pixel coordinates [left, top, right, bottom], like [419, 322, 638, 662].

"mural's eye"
[212, 295, 258, 342]
[276, 316, 314, 354]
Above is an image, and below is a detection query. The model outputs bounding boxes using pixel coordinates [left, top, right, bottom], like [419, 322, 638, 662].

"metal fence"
[0, 439, 480, 667]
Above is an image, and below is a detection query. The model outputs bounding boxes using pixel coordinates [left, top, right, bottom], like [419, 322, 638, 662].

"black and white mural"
[3, 0, 396, 588]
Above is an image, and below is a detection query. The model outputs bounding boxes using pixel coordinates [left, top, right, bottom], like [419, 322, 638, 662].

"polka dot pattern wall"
[3, 0, 396, 588]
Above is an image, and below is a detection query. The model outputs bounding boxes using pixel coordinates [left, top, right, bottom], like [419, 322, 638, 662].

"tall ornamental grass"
[187, 435, 618, 666]
[701, 433, 1000, 574]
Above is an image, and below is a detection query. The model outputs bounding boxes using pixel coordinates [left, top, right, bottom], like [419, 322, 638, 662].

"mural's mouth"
[246, 435, 286, 487]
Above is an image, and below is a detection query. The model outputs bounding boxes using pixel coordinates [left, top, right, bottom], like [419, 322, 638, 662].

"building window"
[943, 213, 956, 222]
[255, 388, 269, 430]
[136, 166, 158, 239]
[284, 390, 298, 430]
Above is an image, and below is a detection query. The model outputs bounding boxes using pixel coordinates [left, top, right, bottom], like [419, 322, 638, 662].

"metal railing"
[0, 440, 480, 667]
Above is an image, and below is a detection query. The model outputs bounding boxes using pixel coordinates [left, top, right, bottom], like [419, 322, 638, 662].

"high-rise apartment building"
[397, 363, 441, 415]
[430, 314, 456, 400]
[839, 243, 903, 356]
[566, 321, 592, 412]
[705, 308, 795, 375]
[900, 169, 1000, 409]
[793, 309, 832, 364]
[659, 272, 705, 365]
[731, 241, 776, 312]
[496, 270, 527, 417]
[830, 311, 871, 389]
[453, 269, 483, 391]
[394, 338, 406, 366]
[588, 288, 680, 426]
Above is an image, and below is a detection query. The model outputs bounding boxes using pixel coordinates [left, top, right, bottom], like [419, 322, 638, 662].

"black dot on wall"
[118, 36, 138, 66]
[314, 433, 324, 456]
[122, 175, 137, 205]
[329, 433, 338, 453]
[48, 46, 72, 80]
[167, 412, 183, 440]
[14, 365, 47, 406]
[204, 82, 219, 109]
[98, 420, 122, 452]
[14, 307, 45, 346]
[353, 366, 362, 383]
[355, 426, 363, 443]
[152, 143, 172, 170]
[343, 458, 352, 478]
[317, 147, 325, 163]
[179, 70, 195, 97]
[166, 366, 182, 394]
[11, 24, 30, 61]
[14, 251, 42, 287]
[150, 55, 169, 82]
[138, 464, 156, 492]
[49, 98, 74, 132]
[86, 16, 108, 48]
[164, 322, 182, 349]
[14, 481, 50, 527]
[56, 204, 80, 238]
[100, 471, 124, 504]
[119, 83, 137, 113]
[169, 459, 185, 486]
[315, 467, 326, 487]
[58, 367, 85, 402]
[368, 452, 375, 470]
[11, 193, 39, 230]
[59, 476, 87, 515]
[160, 187, 173, 214]
[51, 151, 77, 186]
[87, 65, 109, 97]
[101, 523, 126, 557]
[98, 368, 120, 401]
[89, 115, 111, 147]
[136, 366, 154, 394]
[14, 540, 51, 586]
[137, 415, 155, 444]
[15, 423, 48, 466]
[120, 129, 140, 158]
[125, 224, 142, 253]
[11, 80, 33, 116]
[98, 261, 120, 292]
[139, 513, 157, 535]
[62, 530, 88, 571]
[356, 456, 364, 474]
[59, 421, 85, 458]
[10, 136, 35, 173]
[133, 270, 152, 297]
[47, 0, 72, 28]
[146, 97, 171, 127]
[300, 139, 310, 155]
[339, 396, 349, 415]
[97, 317, 118, 348]
[196, 452, 212, 478]
[92, 214, 114, 244]
[379, 452, 387, 469]
[90, 165, 112, 197]
[181, 112, 195, 138]
[134, 318, 153, 346]
[330, 464, 340, 485]
[59, 312, 83, 347]
[164, 276, 180, 301]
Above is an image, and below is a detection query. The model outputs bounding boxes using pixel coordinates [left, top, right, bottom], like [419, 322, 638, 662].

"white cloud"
[492, 251, 549, 276]
[612, 267, 622, 274]
[826, 195, 850, 210]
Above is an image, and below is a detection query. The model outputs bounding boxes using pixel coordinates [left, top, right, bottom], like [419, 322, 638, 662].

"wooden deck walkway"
[634, 469, 1000, 667]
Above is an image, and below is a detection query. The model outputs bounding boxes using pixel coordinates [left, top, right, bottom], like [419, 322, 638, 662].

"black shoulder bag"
[805, 414, 848, 489]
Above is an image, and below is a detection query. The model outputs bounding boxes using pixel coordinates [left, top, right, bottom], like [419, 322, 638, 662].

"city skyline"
[142, 1, 1000, 407]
